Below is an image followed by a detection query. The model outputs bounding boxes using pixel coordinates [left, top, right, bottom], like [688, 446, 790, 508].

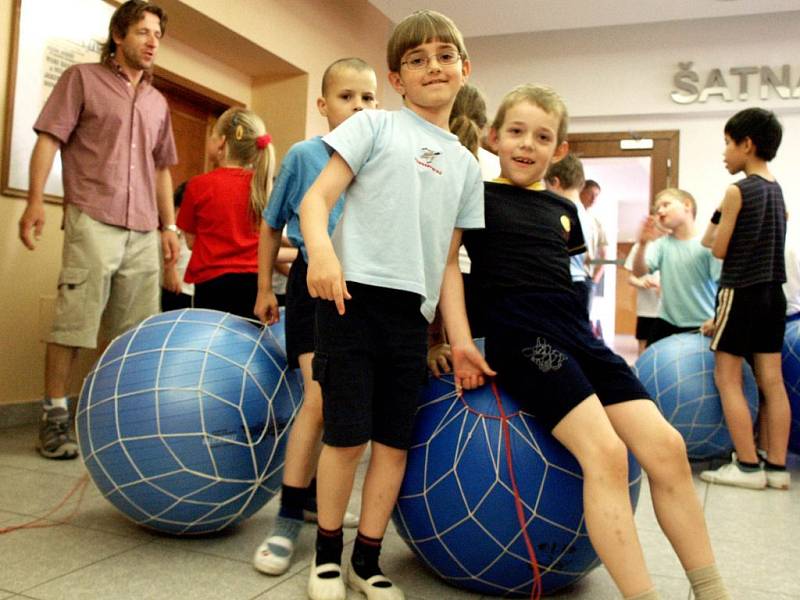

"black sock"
[764, 460, 786, 471]
[737, 459, 760, 471]
[277, 483, 307, 521]
[315, 526, 343, 568]
[351, 532, 390, 585]
[303, 478, 318, 513]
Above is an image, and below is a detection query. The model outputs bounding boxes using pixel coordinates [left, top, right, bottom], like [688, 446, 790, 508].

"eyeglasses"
[400, 49, 462, 70]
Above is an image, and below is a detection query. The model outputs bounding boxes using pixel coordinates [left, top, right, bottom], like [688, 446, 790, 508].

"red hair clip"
[256, 133, 272, 149]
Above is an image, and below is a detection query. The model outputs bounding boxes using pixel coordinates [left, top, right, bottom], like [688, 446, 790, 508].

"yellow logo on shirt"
[560, 215, 571, 233]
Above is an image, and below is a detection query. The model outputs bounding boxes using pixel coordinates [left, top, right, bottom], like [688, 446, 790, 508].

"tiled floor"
[1, 421, 798, 600]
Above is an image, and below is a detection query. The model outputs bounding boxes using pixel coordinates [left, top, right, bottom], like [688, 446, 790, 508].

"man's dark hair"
[724, 108, 782, 161]
[100, 1, 167, 63]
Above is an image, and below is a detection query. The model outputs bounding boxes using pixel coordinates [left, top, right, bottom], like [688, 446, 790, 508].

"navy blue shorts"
[485, 291, 651, 430]
[711, 283, 786, 355]
[285, 254, 316, 369]
[312, 283, 428, 449]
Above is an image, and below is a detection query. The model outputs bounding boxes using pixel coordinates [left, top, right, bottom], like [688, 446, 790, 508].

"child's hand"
[451, 342, 496, 390]
[700, 318, 716, 337]
[163, 266, 182, 294]
[639, 216, 664, 243]
[307, 249, 351, 315]
[254, 290, 280, 325]
[641, 274, 660, 291]
[427, 343, 452, 378]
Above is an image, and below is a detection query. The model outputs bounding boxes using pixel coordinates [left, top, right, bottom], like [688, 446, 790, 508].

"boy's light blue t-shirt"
[646, 236, 721, 327]
[262, 136, 343, 260]
[323, 108, 484, 322]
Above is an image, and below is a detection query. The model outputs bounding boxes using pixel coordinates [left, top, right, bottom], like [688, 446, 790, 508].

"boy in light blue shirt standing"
[299, 10, 492, 600]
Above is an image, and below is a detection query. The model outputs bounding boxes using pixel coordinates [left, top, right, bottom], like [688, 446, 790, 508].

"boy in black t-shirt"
[463, 84, 728, 600]
[700, 108, 790, 490]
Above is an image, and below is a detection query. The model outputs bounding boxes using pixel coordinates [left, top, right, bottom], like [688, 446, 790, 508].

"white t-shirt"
[784, 225, 800, 317]
[323, 108, 484, 322]
[624, 242, 660, 318]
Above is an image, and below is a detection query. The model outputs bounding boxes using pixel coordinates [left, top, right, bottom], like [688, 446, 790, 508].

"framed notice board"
[2, 0, 113, 201]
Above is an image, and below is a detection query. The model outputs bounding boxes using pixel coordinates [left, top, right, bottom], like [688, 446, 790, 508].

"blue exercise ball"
[76, 309, 303, 535]
[635, 332, 758, 460]
[392, 374, 642, 596]
[781, 318, 800, 454]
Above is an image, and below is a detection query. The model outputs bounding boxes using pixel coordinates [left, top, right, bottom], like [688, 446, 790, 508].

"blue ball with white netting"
[635, 332, 759, 460]
[392, 375, 642, 596]
[76, 309, 302, 535]
[781, 318, 800, 454]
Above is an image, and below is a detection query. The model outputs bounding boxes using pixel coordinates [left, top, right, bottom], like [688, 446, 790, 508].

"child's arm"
[710, 185, 743, 259]
[254, 221, 283, 324]
[299, 152, 354, 315]
[439, 229, 496, 390]
[631, 218, 658, 277]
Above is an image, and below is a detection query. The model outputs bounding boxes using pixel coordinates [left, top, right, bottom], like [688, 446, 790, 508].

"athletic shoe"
[37, 406, 78, 460]
[700, 453, 766, 490]
[765, 469, 791, 490]
[348, 567, 405, 600]
[308, 556, 346, 600]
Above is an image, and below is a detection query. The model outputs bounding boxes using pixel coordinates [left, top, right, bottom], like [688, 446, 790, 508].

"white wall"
[467, 11, 800, 221]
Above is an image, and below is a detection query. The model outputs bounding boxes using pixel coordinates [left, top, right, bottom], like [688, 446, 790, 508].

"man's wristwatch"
[163, 224, 178, 233]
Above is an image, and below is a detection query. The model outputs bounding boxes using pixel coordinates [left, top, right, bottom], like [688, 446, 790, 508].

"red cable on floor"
[458, 381, 542, 600]
[0, 473, 90, 535]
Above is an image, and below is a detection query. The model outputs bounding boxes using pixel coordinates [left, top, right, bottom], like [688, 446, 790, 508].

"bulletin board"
[2, 0, 114, 201]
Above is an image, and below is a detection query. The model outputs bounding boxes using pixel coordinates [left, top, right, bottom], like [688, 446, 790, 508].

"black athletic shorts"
[485, 290, 651, 430]
[711, 283, 786, 355]
[312, 283, 428, 449]
[635, 316, 659, 342]
[285, 254, 316, 369]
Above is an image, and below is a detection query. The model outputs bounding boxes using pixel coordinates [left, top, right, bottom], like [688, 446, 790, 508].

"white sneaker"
[700, 454, 766, 490]
[765, 469, 791, 490]
[308, 557, 346, 600]
[253, 534, 295, 575]
[347, 567, 405, 600]
[304, 509, 360, 529]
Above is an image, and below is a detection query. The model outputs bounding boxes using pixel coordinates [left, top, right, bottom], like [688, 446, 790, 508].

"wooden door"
[152, 67, 243, 191]
[567, 131, 679, 335]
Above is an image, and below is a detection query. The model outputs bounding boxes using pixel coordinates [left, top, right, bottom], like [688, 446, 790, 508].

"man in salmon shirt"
[18, 0, 178, 460]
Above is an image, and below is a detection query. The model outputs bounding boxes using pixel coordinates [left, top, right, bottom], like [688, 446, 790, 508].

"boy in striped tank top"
[700, 108, 790, 490]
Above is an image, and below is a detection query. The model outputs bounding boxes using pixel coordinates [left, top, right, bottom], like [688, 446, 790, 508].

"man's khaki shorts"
[48, 204, 160, 349]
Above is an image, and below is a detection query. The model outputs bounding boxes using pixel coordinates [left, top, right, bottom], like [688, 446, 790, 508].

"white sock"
[44, 396, 68, 410]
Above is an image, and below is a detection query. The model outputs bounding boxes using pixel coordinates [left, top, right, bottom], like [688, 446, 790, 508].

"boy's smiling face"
[389, 39, 469, 126]
[490, 100, 568, 188]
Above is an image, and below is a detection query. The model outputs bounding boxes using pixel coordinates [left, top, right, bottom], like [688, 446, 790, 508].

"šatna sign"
[671, 62, 800, 104]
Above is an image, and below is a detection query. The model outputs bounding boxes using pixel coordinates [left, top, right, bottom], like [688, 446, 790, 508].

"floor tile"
[0, 466, 88, 518]
[0, 425, 85, 479]
[0, 521, 145, 593]
[1, 420, 797, 600]
[26, 543, 272, 600]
